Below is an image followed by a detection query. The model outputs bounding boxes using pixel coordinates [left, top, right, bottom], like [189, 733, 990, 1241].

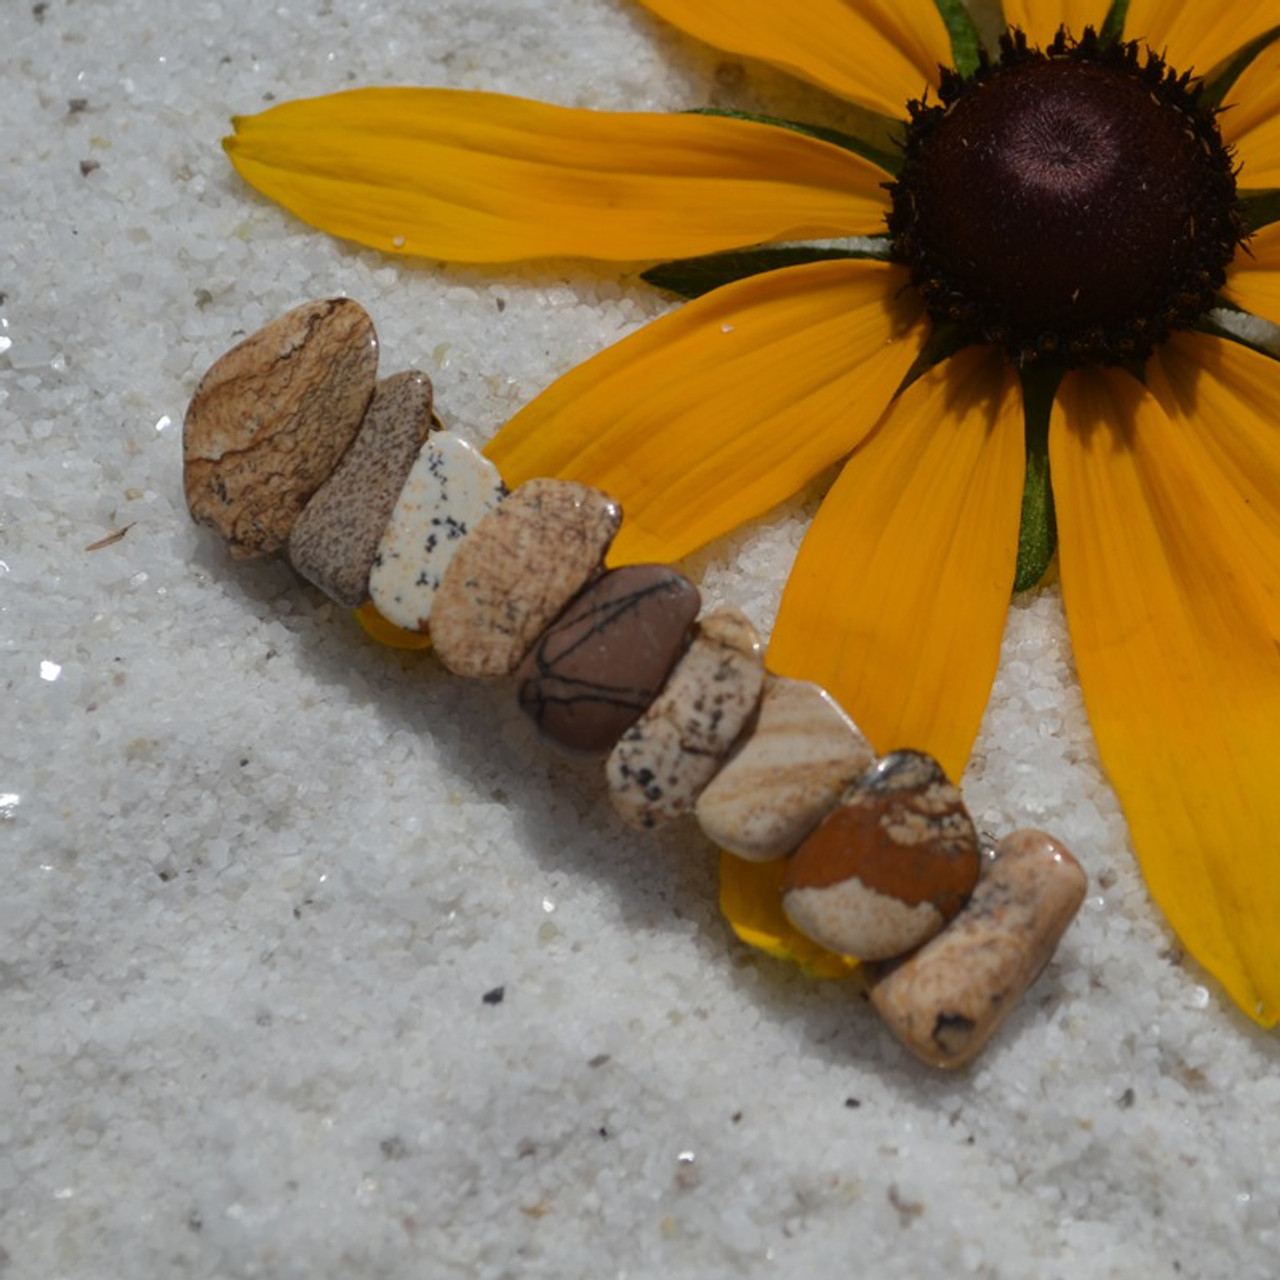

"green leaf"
[1196, 304, 1280, 362]
[1013, 364, 1062, 592]
[684, 108, 902, 177]
[1199, 25, 1280, 110]
[932, 0, 984, 76]
[641, 240, 895, 300]
[893, 321, 969, 398]
[1241, 188, 1280, 234]
[1097, 0, 1130, 46]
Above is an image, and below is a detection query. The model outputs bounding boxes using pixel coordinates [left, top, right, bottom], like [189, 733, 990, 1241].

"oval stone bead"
[516, 564, 701, 757]
[606, 606, 765, 829]
[430, 479, 622, 677]
[781, 750, 980, 961]
[287, 369, 435, 607]
[868, 828, 1088, 1068]
[183, 298, 378, 557]
[696, 676, 876, 860]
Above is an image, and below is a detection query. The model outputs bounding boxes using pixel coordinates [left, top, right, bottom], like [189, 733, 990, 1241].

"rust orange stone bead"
[781, 750, 980, 961]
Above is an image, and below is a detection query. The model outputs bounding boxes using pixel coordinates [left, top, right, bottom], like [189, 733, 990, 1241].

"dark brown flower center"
[888, 30, 1243, 367]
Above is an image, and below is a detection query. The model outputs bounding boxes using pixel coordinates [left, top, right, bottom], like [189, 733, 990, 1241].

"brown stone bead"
[287, 370, 435, 607]
[868, 828, 1088, 1068]
[781, 750, 980, 961]
[430, 478, 622, 678]
[515, 564, 701, 757]
[183, 298, 378, 558]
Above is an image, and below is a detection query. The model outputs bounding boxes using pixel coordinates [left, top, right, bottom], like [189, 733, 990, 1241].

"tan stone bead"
[430, 478, 621, 678]
[695, 676, 876, 860]
[606, 607, 765, 830]
[183, 298, 378, 558]
[868, 828, 1088, 1069]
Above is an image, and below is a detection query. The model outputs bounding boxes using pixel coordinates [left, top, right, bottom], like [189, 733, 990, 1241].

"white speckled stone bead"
[695, 676, 876, 860]
[368, 431, 506, 632]
[867, 828, 1088, 1068]
[605, 606, 765, 829]
[431, 478, 622, 678]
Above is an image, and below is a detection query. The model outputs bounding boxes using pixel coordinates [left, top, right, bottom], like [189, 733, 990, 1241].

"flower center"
[888, 30, 1243, 367]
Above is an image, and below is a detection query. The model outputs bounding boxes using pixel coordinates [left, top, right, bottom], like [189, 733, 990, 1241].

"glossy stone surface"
[431, 478, 622, 678]
[367, 429, 505, 631]
[183, 298, 378, 557]
[781, 750, 980, 961]
[868, 828, 1088, 1068]
[606, 606, 764, 829]
[516, 564, 701, 756]
[696, 676, 876, 861]
[287, 370, 435, 607]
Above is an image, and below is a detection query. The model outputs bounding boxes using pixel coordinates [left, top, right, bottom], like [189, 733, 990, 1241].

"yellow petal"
[1126, 0, 1280, 78]
[1224, 220, 1280, 326]
[225, 88, 891, 263]
[1217, 36, 1280, 187]
[1052, 335, 1280, 1026]
[1001, 0, 1107, 46]
[486, 260, 925, 565]
[718, 851, 860, 977]
[353, 601, 434, 650]
[636, 0, 949, 118]
[767, 347, 1025, 781]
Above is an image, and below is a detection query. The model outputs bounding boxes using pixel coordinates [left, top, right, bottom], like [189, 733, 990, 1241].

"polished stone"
[516, 564, 701, 756]
[431, 478, 622, 677]
[696, 676, 875, 860]
[606, 606, 764, 829]
[184, 297, 378, 557]
[288, 370, 435, 608]
[781, 750, 980, 961]
[367, 429, 505, 631]
[868, 828, 1088, 1068]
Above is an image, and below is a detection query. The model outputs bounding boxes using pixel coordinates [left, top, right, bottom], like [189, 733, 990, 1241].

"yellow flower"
[224, 0, 1280, 1022]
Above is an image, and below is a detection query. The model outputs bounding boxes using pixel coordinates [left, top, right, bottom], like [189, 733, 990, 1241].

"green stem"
[1013, 364, 1063, 592]
[933, 0, 984, 76]
[641, 241, 895, 300]
[684, 108, 903, 177]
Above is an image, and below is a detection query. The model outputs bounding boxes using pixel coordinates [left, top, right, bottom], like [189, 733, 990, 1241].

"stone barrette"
[182, 298, 1088, 1070]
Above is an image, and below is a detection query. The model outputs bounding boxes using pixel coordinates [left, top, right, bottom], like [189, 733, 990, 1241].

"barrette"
[183, 297, 1087, 1069]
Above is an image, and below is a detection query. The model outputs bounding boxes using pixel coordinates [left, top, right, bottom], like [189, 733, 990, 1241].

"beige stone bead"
[430, 478, 621, 678]
[868, 828, 1088, 1069]
[606, 607, 765, 829]
[695, 676, 876, 860]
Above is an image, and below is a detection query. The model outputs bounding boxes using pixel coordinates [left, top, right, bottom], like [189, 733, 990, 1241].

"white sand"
[4, 1, 1278, 1276]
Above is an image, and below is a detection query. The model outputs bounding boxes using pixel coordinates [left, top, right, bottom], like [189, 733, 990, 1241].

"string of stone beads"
[183, 297, 1087, 1070]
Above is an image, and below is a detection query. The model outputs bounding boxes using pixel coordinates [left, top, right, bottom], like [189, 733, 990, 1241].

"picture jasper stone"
[696, 676, 876, 861]
[781, 750, 980, 961]
[368, 430, 506, 631]
[606, 606, 765, 829]
[287, 370, 435, 608]
[516, 564, 701, 757]
[183, 297, 378, 557]
[868, 828, 1088, 1068]
[431, 479, 622, 678]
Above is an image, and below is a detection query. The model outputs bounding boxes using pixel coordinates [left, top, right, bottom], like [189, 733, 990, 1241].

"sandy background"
[4, 1, 1278, 1275]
